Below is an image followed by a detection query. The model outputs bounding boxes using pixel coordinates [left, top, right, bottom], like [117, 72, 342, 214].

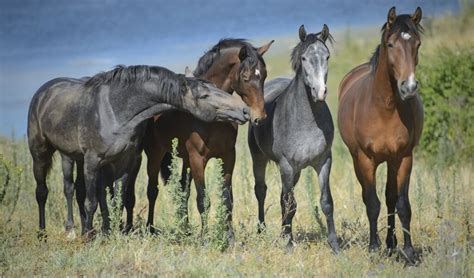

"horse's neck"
[200, 58, 235, 94]
[279, 72, 313, 118]
[106, 81, 180, 131]
[371, 53, 399, 111]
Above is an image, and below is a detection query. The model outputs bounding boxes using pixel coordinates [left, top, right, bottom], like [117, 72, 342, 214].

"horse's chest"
[362, 125, 412, 157]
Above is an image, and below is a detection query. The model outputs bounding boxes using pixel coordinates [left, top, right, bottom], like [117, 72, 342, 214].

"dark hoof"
[148, 226, 162, 235]
[285, 240, 295, 253]
[65, 222, 74, 232]
[122, 224, 133, 234]
[83, 229, 97, 242]
[37, 230, 47, 242]
[369, 235, 381, 252]
[257, 223, 266, 234]
[328, 239, 340, 254]
[400, 247, 418, 266]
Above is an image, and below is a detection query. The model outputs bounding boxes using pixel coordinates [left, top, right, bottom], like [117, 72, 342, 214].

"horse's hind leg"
[279, 159, 300, 246]
[221, 148, 236, 241]
[74, 160, 87, 234]
[313, 152, 340, 253]
[249, 133, 268, 233]
[32, 146, 54, 239]
[123, 155, 142, 233]
[353, 153, 380, 252]
[395, 155, 416, 263]
[60, 154, 76, 236]
[145, 146, 166, 233]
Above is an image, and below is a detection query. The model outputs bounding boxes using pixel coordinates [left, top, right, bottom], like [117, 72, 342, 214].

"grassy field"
[1, 10, 473, 277]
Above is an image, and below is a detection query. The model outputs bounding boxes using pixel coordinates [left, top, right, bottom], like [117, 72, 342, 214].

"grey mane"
[85, 65, 188, 104]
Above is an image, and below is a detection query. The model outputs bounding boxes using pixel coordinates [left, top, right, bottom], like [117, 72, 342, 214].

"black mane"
[193, 38, 265, 77]
[370, 14, 423, 73]
[85, 65, 188, 103]
[291, 32, 334, 72]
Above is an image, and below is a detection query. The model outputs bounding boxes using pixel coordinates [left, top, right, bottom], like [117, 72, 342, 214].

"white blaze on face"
[407, 72, 416, 88]
[317, 70, 326, 100]
[255, 69, 260, 77]
[401, 32, 411, 40]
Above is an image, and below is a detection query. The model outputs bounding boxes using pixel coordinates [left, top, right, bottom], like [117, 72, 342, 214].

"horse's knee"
[147, 183, 159, 201]
[320, 195, 334, 216]
[36, 186, 48, 205]
[254, 183, 267, 199]
[396, 195, 411, 220]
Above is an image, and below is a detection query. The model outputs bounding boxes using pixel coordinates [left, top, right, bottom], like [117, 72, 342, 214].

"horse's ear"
[184, 66, 194, 78]
[299, 25, 307, 42]
[238, 46, 248, 61]
[412, 7, 422, 25]
[387, 6, 396, 29]
[320, 24, 330, 42]
[257, 40, 274, 56]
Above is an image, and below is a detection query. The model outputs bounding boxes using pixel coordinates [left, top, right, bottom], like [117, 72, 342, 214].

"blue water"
[0, 0, 459, 137]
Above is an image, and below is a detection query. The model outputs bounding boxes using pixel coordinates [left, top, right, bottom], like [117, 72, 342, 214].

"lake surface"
[0, 0, 459, 137]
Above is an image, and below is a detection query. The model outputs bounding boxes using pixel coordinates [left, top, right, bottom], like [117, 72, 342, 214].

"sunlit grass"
[1, 10, 473, 276]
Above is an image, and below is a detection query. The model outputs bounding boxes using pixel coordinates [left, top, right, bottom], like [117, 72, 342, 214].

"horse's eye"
[301, 57, 307, 61]
[387, 43, 394, 48]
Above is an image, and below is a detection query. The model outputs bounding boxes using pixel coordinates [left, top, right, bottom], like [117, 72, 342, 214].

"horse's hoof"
[66, 229, 77, 240]
[37, 230, 47, 242]
[400, 246, 418, 266]
[285, 240, 295, 253]
[328, 239, 340, 254]
[83, 229, 97, 242]
[369, 242, 381, 252]
[257, 223, 266, 234]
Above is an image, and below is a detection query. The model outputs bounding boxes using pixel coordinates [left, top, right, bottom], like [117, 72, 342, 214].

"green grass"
[1, 11, 473, 276]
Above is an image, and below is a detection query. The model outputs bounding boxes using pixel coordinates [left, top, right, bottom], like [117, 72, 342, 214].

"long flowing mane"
[193, 38, 265, 77]
[291, 32, 334, 72]
[85, 65, 188, 103]
[369, 15, 423, 73]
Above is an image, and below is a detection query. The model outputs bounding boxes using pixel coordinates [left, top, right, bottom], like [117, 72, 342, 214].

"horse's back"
[338, 63, 371, 102]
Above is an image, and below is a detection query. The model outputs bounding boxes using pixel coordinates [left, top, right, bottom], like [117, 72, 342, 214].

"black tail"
[160, 152, 172, 185]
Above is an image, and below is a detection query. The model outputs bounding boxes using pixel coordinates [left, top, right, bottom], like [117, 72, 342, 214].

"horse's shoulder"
[338, 63, 371, 101]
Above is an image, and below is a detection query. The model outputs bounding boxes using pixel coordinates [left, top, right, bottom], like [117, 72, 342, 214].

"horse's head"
[183, 76, 250, 124]
[292, 24, 332, 102]
[383, 7, 423, 101]
[231, 41, 273, 126]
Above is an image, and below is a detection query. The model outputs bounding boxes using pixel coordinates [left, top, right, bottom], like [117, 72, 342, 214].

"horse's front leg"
[189, 153, 208, 236]
[395, 154, 416, 264]
[279, 159, 300, 248]
[352, 152, 380, 252]
[221, 147, 236, 242]
[83, 154, 101, 239]
[313, 152, 339, 253]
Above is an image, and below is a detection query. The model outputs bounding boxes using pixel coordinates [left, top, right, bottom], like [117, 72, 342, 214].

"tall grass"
[1, 10, 473, 276]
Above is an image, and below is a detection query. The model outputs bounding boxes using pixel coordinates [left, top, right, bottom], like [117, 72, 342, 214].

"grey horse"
[27, 65, 250, 238]
[248, 24, 339, 252]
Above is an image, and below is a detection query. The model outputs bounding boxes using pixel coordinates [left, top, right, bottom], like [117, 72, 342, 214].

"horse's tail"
[160, 152, 172, 185]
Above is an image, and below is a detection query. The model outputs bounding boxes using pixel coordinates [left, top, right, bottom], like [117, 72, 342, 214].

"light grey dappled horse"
[248, 25, 339, 252]
[28, 65, 250, 238]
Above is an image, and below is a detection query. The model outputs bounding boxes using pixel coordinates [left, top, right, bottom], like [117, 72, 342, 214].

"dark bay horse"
[144, 39, 273, 236]
[338, 7, 423, 263]
[27, 65, 250, 237]
[248, 25, 339, 252]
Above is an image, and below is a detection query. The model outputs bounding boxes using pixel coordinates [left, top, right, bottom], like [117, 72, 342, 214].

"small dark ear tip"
[300, 24, 305, 29]
[270, 39, 275, 44]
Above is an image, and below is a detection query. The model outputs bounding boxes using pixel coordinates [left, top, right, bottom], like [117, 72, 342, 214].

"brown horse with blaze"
[338, 7, 423, 263]
[144, 39, 273, 238]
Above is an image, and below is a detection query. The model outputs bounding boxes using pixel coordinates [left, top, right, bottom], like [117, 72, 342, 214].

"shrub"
[418, 46, 474, 163]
